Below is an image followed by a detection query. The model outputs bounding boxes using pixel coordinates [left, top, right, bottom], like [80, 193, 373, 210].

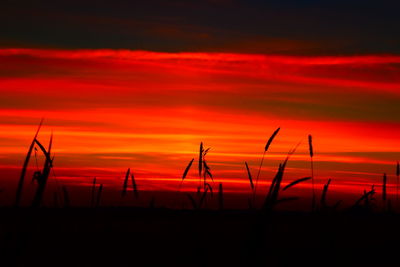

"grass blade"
[282, 177, 311, 191]
[245, 162, 254, 190]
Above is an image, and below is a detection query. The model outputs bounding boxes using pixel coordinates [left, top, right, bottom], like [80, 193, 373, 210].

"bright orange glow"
[0, 48, 399, 206]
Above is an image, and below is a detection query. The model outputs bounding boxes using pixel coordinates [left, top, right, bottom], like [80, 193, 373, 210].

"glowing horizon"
[0, 48, 399, 205]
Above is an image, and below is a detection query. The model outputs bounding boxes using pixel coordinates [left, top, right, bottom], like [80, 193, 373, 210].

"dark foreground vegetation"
[1, 207, 400, 267]
[3, 122, 400, 266]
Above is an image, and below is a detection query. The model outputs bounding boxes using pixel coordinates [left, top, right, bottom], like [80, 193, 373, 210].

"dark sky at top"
[1, 0, 400, 54]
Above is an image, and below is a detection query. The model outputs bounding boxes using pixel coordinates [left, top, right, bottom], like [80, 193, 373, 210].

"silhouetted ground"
[1, 207, 399, 267]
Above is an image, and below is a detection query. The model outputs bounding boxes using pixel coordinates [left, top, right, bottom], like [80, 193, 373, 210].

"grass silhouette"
[11, 121, 400, 215]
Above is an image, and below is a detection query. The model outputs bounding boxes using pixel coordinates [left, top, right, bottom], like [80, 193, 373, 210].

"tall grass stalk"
[253, 127, 280, 203]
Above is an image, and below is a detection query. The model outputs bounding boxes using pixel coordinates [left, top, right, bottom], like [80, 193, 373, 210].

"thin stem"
[253, 151, 266, 205]
[310, 157, 316, 211]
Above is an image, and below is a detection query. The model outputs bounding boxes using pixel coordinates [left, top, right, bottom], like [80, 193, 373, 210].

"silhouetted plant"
[253, 127, 280, 201]
[15, 119, 43, 207]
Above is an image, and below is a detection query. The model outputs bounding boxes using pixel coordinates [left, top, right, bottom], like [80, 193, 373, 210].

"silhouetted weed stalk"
[253, 127, 280, 205]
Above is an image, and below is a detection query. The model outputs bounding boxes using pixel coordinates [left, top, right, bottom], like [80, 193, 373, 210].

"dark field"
[1, 207, 400, 267]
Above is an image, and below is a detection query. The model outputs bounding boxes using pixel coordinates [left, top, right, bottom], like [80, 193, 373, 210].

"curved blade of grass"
[34, 139, 52, 165]
[282, 177, 311, 191]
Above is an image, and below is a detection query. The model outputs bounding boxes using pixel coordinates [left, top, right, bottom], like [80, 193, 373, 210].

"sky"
[0, 0, 399, 207]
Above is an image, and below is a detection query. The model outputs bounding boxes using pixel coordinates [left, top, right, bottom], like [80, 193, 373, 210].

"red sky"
[0, 48, 399, 207]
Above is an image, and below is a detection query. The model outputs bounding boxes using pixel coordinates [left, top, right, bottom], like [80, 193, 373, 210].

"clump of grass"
[15, 119, 43, 207]
[31, 133, 54, 208]
[253, 127, 280, 201]
[186, 181, 212, 210]
[352, 185, 376, 212]
[262, 144, 308, 211]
